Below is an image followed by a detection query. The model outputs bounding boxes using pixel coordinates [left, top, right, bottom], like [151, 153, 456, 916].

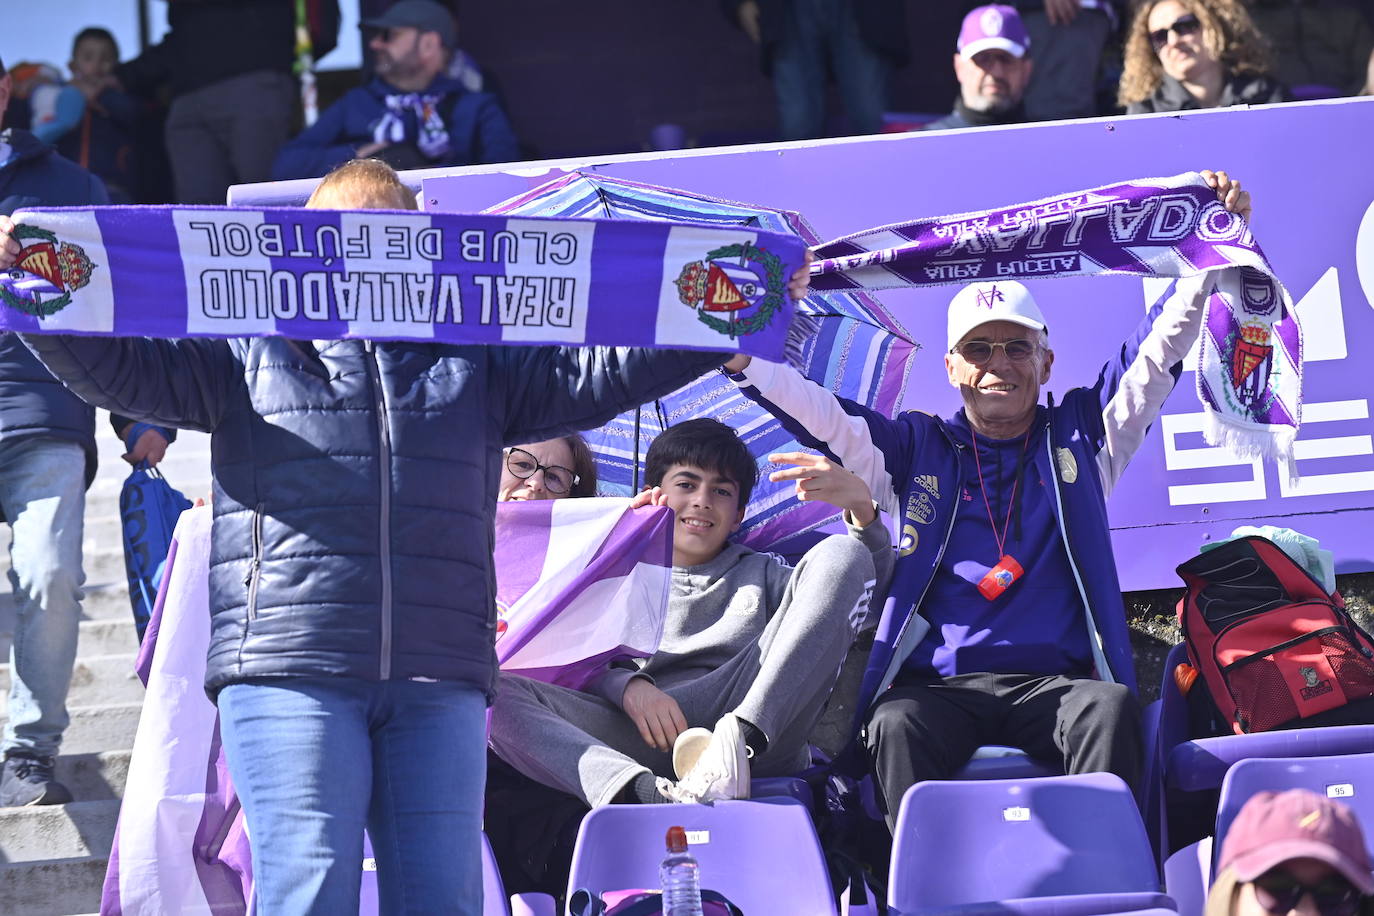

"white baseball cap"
[946, 280, 1048, 351]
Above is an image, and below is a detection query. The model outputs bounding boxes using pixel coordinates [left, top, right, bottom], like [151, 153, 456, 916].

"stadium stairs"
[0, 421, 212, 916]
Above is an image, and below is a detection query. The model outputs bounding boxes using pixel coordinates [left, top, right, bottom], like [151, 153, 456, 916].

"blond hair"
[1118, 0, 1272, 107]
[305, 159, 418, 211]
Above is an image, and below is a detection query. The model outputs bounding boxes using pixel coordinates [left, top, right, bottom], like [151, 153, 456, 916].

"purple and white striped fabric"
[101, 498, 673, 915]
[0, 207, 804, 361]
[810, 173, 1302, 462]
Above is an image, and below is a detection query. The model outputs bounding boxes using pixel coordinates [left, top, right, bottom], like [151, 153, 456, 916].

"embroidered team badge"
[675, 241, 786, 339]
[1231, 322, 1273, 407]
[0, 224, 96, 318]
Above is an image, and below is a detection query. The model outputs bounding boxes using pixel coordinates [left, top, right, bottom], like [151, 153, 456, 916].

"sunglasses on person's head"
[1252, 869, 1364, 916]
[504, 447, 579, 495]
[950, 338, 1039, 365]
[1149, 13, 1201, 51]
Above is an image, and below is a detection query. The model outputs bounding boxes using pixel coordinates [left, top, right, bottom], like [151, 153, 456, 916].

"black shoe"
[0, 752, 73, 807]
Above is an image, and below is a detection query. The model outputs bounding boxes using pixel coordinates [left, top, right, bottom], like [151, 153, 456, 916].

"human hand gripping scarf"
[808, 172, 1301, 463]
[372, 92, 452, 161]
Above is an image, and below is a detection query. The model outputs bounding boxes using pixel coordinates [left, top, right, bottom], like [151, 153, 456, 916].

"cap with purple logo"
[1218, 788, 1374, 895]
[958, 5, 1031, 60]
[947, 280, 1047, 351]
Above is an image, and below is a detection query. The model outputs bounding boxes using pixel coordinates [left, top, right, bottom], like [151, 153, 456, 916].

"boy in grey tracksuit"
[490, 417, 894, 807]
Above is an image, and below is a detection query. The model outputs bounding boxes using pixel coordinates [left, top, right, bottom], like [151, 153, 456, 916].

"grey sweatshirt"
[588, 514, 894, 703]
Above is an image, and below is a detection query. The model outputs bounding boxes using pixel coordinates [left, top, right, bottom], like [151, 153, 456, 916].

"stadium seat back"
[889, 773, 1160, 911]
[566, 798, 835, 915]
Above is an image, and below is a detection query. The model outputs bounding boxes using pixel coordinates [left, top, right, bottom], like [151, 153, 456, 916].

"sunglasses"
[1149, 13, 1202, 51]
[504, 447, 579, 495]
[950, 338, 1039, 365]
[1253, 869, 1363, 916]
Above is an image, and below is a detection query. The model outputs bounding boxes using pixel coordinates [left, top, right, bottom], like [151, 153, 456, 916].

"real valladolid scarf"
[810, 172, 1301, 463]
[0, 207, 805, 360]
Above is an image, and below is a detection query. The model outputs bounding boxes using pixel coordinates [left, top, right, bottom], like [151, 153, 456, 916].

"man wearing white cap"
[924, 4, 1035, 131]
[723, 173, 1250, 830]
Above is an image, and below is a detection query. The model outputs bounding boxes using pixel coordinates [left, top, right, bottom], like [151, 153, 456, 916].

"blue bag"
[119, 459, 192, 642]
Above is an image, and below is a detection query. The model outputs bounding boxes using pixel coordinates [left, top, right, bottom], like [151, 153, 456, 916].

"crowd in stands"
[3, 0, 1370, 208]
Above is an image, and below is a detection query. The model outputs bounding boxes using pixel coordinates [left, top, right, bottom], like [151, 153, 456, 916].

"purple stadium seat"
[360, 831, 521, 915]
[750, 775, 812, 806]
[1162, 838, 1211, 916]
[566, 798, 836, 916]
[1144, 642, 1374, 855]
[1214, 752, 1374, 876]
[888, 773, 1170, 915]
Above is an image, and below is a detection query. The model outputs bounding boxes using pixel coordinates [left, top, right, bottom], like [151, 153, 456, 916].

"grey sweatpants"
[489, 535, 878, 807]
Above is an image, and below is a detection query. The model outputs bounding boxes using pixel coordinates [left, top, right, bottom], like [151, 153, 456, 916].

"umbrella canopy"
[485, 171, 920, 550]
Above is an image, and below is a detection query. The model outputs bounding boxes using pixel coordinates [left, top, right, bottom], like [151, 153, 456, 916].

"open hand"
[768, 451, 876, 525]
[621, 678, 688, 752]
[628, 486, 668, 511]
[1200, 170, 1252, 222]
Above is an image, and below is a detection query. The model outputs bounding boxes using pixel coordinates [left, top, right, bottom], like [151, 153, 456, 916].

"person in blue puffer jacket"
[0, 158, 811, 915]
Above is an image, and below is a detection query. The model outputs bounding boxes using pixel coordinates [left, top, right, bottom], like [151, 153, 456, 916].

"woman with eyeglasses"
[1206, 789, 1374, 916]
[498, 436, 598, 501]
[1119, 0, 1290, 113]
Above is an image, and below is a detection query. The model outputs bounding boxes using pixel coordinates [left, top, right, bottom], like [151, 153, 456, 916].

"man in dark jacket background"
[272, 0, 519, 180]
[0, 53, 107, 807]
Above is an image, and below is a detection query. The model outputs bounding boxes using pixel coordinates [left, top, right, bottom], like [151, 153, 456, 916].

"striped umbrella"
[485, 171, 920, 550]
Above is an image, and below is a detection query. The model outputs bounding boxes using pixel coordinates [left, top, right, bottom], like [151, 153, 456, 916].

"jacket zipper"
[245, 502, 264, 620]
[364, 341, 395, 680]
[1043, 407, 1115, 684]
[870, 440, 964, 713]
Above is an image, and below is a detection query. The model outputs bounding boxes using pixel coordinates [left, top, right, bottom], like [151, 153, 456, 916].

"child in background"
[56, 29, 139, 204]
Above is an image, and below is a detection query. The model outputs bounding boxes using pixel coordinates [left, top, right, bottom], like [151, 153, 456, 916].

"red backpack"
[1177, 535, 1374, 735]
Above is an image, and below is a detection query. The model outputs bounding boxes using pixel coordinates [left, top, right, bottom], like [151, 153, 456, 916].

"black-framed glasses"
[504, 447, 579, 495]
[950, 339, 1039, 365]
[1149, 13, 1201, 51]
[1253, 869, 1363, 916]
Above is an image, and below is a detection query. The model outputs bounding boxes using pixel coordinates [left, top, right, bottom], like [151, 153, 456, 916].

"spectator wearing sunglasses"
[1120, 0, 1290, 113]
[725, 173, 1251, 832]
[1207, 788, 1374, 916]
[499, 436, 598, 501]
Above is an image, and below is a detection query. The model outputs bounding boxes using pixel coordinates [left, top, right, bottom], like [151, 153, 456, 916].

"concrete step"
[0, 704, 143, 757]
[0, 855, 106, 916]
[0, 618, 140, 661]
[53, 750, 132, 802]
[0, 655, 142, 717]
[0, 798, 119, 863]
[0, 584, 135, 640]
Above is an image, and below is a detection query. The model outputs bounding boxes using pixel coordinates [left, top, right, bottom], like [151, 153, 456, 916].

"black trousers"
[864, 670, 1143, 831]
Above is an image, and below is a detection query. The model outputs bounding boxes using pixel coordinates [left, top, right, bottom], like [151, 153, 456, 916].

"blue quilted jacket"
[22, 334, 720, 699]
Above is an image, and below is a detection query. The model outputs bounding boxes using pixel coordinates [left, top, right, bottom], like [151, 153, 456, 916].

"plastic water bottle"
[659, 825, 704, 916]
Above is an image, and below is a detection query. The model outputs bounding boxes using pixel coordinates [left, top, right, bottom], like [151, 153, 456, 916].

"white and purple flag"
[0, 207, 805, 360]
[102, 498, 673, 915]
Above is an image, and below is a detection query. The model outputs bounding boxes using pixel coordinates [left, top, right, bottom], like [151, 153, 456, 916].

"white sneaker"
[668, 713, 751, 804]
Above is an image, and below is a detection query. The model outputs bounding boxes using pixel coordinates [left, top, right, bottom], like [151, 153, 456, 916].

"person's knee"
[865, 697, 919, 752]
[11, 551, 80, 610]
[1065, 682, 1139, 733]
[807, 534, 875, 581]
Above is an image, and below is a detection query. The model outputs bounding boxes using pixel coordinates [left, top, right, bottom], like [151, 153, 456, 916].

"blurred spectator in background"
[1205, 788, 1374, 916]
[117, 0, 297, 204]
[1011, 0, 1117, 120]
[1119, 0, 1290, 112]
[924, 5, 1035, 130]
[1246, 0, 1373, 98]
[4, 63, 82, 147]
[273, 0, 518, 180]
[721, 0, 909, 140]
[51, 29, 139, 204]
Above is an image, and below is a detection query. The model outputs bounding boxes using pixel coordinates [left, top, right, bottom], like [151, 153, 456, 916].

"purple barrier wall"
[229, 99, 1374, 589]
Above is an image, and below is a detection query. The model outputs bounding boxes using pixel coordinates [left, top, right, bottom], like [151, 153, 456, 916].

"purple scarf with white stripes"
[810, 173, 1301, 462]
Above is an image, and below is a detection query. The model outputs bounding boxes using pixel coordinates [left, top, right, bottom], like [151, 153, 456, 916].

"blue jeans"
[218, 677, 488, 916]
[771, 0, 891, 140]
[0, 438, 86, 759]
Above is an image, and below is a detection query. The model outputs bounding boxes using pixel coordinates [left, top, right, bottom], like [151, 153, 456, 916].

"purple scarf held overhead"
[0, 207, 805, 363]
[809, 172, 1302, 464]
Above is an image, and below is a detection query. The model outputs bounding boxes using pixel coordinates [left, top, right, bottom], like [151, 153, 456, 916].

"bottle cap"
[665, 825, 688, 853]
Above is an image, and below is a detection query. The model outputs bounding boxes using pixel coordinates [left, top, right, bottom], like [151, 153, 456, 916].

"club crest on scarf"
[0, 224, 95, 318]
[675, 241, 786, 338]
